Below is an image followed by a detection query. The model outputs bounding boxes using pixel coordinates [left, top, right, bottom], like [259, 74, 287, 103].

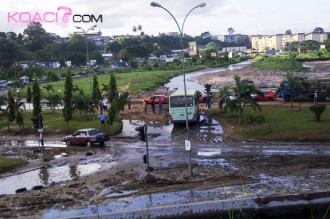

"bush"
[310, 103, 326, 122]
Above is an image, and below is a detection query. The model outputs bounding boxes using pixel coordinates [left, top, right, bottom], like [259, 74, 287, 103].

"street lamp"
[151, 2, 206, 177]
[75, 25, 97, 97]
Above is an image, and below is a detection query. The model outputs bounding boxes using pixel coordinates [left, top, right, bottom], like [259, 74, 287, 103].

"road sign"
[185, 140, 191, 151]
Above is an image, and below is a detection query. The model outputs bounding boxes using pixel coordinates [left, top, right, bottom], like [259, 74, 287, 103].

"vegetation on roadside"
[0, 109, 123, 135]
[251, 56, 307, 72]
[212, 104, 330, 141]
[0, 157, 28, 174]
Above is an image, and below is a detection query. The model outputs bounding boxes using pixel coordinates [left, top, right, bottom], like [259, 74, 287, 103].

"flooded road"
[164, 61, 251, 91]
[1, 62, 330, 218]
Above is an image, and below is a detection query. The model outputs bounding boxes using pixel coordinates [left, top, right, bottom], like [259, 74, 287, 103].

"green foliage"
[7, 89, 16, 124]
[251, 56, 306, 72]
[108, 73, 117, 103]
[214, 105, 330, 141]
[310, 103, 326, 122]
[26, 85, 32, 103]
[63, 69, 73, 127]
[92, 75, 101, 109]
[23, 22, 52, 52]
[232, 74, 260, 125]
[73, 90, 91, 117]
[46, 93, 62, 112]
[0, 157, 28, 174]
[46, 70, 59, 82]
[32, 75, 41, 117]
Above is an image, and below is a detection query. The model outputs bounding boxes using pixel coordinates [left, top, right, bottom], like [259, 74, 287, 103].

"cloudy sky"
[1, 0, 330, 37]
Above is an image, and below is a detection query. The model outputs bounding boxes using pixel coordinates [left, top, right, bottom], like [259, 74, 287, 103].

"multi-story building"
[251, 32, 328, 52]
[216, 34, 249, 44]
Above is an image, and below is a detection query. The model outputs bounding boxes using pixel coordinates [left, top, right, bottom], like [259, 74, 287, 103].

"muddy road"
[1, 61, 330, 218]
[0, 115, 330, 218]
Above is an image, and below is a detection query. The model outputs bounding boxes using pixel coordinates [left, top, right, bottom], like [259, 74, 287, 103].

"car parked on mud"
[144, 95, 169, 104]
[251, 91, 277, 101]
[62, 128, 109, 147]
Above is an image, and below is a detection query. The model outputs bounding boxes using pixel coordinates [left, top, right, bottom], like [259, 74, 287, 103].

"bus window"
[170, 96, 193, 107]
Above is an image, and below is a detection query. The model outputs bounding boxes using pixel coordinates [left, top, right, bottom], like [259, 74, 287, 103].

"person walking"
[151, 98, 156, 113]
[127, 94, 131, 110]
[99, 100, 103, 112]
[143, 100, 147, 114]
[102, 98, 108, 111]
[159, 100, 162, 114]
[98, 112, 106, 128]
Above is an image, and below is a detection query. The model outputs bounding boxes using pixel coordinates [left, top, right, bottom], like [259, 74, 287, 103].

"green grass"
[0, 109, 123, 135]
[251, 56, 307, 72]
[16, 66, 204, 97]
[0, 157, 28, 174]
[213, 103, 330, 141]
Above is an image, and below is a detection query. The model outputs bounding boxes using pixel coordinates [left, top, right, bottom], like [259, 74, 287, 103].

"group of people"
[99, 98, 108, 112]
[201, 92, 212, 109]
[143, 99, 163, 114]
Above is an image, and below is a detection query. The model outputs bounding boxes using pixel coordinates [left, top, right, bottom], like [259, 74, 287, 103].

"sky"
[1, 0, 330, 37]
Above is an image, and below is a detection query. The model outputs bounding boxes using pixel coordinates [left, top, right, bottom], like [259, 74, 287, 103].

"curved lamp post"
[151, 2, 206, 177]
[75, 25, 97, 97]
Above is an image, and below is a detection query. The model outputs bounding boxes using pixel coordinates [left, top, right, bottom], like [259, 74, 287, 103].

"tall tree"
[23, 22, 52, 52]
[285, 29, 293, 35]
[26, 85, 32, 104]
[92, 74, 101, 111]
[0, 38, 18, 70]
[108, 73, 117, 103]
[15, 101, 24, 129]
[106, 73, 127, 130]
[313, 27, 324, 33]
[7, 89, 16, 130]
[32, 75, 41, 117]
[228, 27, 235, 35]
[63, 69, 74, 130]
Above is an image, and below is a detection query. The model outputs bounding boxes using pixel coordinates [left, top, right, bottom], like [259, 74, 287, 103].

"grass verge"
[0, 157, 28, 174]
[211, 103, 330, 141]
[0, 109, 123, 135]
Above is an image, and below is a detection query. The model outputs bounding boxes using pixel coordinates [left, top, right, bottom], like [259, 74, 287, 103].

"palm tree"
[232, 74, 260, 125]
[282, 72, 303, 108]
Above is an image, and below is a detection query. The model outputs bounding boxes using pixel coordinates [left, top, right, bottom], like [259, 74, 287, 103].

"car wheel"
[66, 140, 71, 146]
[86, 141, 92, 147]
[99, 141, 105, 147]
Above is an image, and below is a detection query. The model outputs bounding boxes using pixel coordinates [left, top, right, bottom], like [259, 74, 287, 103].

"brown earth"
[0, 61, 330, 218]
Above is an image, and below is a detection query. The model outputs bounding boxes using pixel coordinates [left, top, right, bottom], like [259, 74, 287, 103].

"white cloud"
[1, 0, 330, 37]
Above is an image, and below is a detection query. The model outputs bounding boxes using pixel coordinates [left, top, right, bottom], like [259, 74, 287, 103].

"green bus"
[169, 89, 200, 123]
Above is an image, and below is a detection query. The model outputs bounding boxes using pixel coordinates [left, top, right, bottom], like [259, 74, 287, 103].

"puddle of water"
[106, 189, 139, 198]
[193, 156, 238, 170]
[25, 140, 67, 148]
[117, 120, 173, 141]
[262, 149, 316, 155]
[197, 149, 222, 156]
[0, 140, 66, 148]
[42, 187, 254, 219]
[0, 163, 101, 195]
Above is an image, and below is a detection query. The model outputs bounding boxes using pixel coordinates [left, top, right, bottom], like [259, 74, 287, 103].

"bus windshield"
[170, 96, 193, 107]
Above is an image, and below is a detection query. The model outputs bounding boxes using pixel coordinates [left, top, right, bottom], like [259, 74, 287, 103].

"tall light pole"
[75, 25, 97, 97]
[151, 2, 206, 177]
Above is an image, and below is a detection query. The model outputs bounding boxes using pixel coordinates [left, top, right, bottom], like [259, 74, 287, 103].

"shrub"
[310, 103, 326, 122]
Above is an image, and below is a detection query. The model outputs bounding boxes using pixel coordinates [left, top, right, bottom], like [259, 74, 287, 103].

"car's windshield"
[87, 129, 100, 136]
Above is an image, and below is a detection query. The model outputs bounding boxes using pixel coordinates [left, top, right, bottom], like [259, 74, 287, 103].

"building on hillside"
[216, 34, 249, 44]
[222, 46, 247, 52]
[251, 32, 328, 52]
